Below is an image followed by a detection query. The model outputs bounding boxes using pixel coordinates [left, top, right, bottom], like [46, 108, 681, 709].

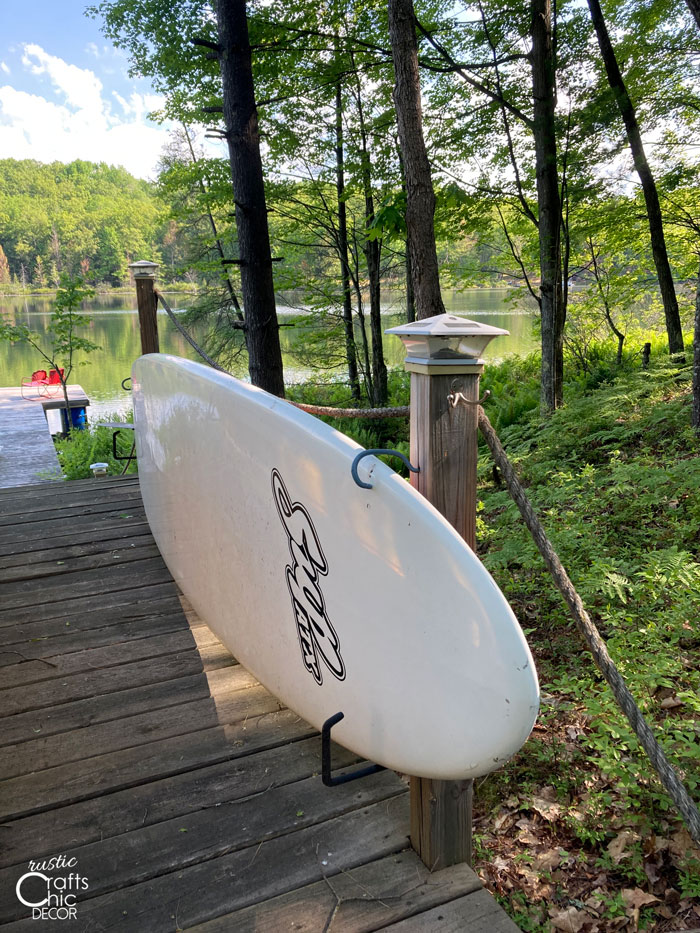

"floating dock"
[0, 475, 519, 930]
[0, 385, 90, 488]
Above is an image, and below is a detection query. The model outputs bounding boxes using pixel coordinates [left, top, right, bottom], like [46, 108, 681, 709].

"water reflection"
[0, 289, 538, 422]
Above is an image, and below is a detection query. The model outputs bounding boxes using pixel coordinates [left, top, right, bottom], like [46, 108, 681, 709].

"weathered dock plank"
[0, 736, 359, 869]
[0, 476, 517, 931]
[0, 627, 212, 691]
[0, 707, 317, 819]
[0, 387, 62, 487]
[189, 852, 482, 933]
[0, 607, 185, 658]
[0, 669, 215, 746]
[379, 887, 521, 931]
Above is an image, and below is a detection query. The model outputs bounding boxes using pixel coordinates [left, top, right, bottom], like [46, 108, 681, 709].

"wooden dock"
[0, 475, 519, 931]
[0, 385, 90, 488]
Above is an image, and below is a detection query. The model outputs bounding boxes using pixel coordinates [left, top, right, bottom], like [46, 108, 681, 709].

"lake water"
[0, 289, 538, 426]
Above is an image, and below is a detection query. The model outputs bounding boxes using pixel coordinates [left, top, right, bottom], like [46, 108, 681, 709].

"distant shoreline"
[0, 284, 200, 299]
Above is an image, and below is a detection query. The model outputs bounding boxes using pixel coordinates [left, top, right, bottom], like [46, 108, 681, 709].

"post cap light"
[386, 313, 509, 365]
[128, 260, 159, 279]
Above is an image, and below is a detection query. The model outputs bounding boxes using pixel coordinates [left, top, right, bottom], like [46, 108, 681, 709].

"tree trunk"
[693, 261, 700, 433]
[60, 378, 72, 436]
[397, 145, 416, 323]
[353, 278, 374, 402]
[531, 0, 563, 412]
[215, 0, 285, 397]
[388, 0, 446, 321]
[587, 0, 684, 357]
[590, 240, 625, 364]
[405, 247, 416, 323]
[366, 237, 388, 406]
[685, 0, 700, 30]
[353, 72, 388, 407]
[335, 81, 361, 401]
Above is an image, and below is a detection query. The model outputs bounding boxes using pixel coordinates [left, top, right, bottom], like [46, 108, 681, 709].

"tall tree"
[414, 0, 570, 410]
[350, 57, 389, 404]
[681, 0, 700, 438]
[586, 0, 684, 356]
[531, 0, 564, 409]
[334, 77, 362, 401]
[387, 0, 446, 320]
[211, 0, 285, 396]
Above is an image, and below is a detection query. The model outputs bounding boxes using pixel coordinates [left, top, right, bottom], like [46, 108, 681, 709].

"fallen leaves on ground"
[475, 706, 700, 933]
[608, 830, 641, 864]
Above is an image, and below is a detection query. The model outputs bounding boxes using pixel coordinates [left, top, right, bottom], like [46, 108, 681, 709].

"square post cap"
[386, 313, 509, 364]
[129, 260, 159, 279]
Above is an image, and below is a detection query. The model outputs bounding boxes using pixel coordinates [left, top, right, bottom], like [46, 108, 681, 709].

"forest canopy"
[0, 158, 171, 287]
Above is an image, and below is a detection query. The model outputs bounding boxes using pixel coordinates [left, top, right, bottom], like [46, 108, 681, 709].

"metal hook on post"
[448, 385, 491, 409]
[351, 449, 420, 490]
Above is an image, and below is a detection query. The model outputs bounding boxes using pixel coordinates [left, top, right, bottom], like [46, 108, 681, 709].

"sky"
[0, 0, 172, 179]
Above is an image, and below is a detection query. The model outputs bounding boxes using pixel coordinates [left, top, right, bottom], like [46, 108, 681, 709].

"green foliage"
[286, 367, 411, 455]
[469, 353, 700, 927]
[677, 857, 700, 899]
[0, 158, 183, 287]
[477, 355, 700, 819]
[54, 413, 136, 481]
[0, 276, 101, 393]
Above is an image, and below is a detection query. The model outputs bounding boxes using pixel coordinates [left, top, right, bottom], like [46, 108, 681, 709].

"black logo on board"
[271, 470, 345, 685]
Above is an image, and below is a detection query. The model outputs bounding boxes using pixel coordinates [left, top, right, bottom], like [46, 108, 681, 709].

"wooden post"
[407, 358, 482, 870]
[129, 261, 160, 355]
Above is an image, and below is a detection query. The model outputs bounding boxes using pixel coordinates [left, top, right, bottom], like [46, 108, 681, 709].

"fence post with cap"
[129, 260, 160, 356]
[385, 313, 509, 871]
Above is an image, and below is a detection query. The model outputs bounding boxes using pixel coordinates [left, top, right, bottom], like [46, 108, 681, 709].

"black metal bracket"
[321, 712, 385, 787]
[351, 449, 420, 490]
[112, 429, 136, 466]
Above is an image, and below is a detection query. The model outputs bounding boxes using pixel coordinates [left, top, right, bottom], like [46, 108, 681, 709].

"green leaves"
[478, 350, 700, 843]
[0, 275, 100, 393]
[0, 158, 169, 288]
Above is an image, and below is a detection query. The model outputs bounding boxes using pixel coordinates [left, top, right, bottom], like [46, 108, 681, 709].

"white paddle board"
[132, 355, 539, 779]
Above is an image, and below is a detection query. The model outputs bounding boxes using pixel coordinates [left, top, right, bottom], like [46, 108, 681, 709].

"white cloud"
[21, 44, 104, 114]
[113, 90, 131, 114]
[0, 45, 171, 178]
[0, 62, 10, 75]
[85, 42, 100, 58]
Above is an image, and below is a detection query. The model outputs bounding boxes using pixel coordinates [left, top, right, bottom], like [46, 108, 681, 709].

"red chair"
[47, 368, 64, 390]
[21, 368, 64, 399]
[21, 369, 49, 399]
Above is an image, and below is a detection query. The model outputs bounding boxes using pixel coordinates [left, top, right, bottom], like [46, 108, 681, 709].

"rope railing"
[156, 291, 227, 372]
[477, 405, 700, 844]
[292, 402, 409, 419]
[156, 291, 410, 419]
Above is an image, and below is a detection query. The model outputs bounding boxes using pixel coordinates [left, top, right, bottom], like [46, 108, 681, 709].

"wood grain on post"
[408, 361, 481, 869]
[135, 276, 159, 356]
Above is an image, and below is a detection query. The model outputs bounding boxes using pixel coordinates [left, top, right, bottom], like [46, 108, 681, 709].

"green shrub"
[54, 412, 136, 480]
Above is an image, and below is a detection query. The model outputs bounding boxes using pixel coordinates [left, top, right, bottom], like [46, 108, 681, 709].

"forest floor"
[467, 352, 700, 931]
